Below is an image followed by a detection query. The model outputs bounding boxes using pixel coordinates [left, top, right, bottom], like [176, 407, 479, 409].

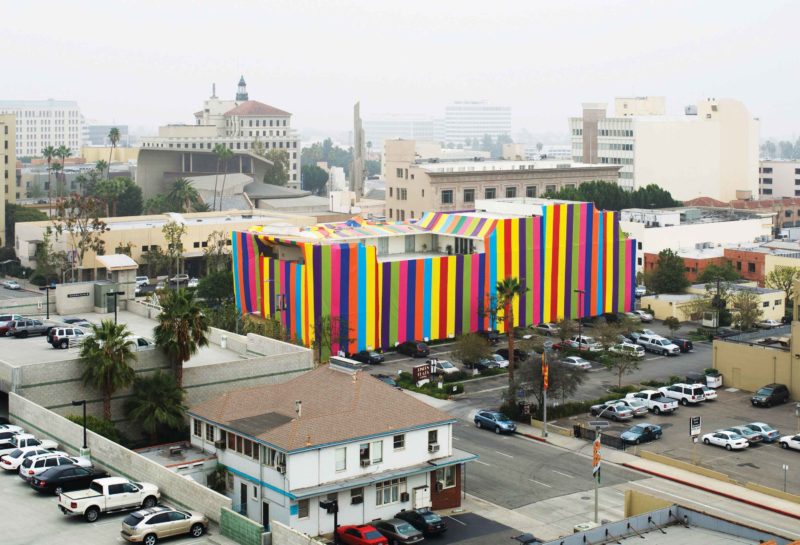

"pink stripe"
[577, 203, 586, 317]
[470, 254, 479, 331]
[533, 218, 541, 325]
[625, 240, 633, 311]
[330, 246, 340, 325]
[247, 238, 257, 310]
[397, 261, 408, 342]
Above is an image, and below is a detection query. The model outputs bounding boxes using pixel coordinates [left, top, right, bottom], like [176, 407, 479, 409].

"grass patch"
[397, 372, 465, 399]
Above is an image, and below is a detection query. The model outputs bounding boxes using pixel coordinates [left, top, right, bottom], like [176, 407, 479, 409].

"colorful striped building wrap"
[232, 203, 636, 356]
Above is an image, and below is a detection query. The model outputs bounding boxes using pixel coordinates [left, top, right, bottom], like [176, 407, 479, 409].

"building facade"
[0, 100, 83, 158]
[383, 139, 620, 221]
[570, 97, 759, 199]
[138, 77, 301, 197]
[232, 202, 637, 355]
[85, 124, 130, 147]
[0, 114, 18, 244]
[363, 115, 437, 148]
[444, 100, 511, 146]
[189, 362, 475, 536]
[759, 159, 800, 198]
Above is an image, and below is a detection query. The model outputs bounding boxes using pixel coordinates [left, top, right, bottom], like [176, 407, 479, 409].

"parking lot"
[569, 388, 800, 491]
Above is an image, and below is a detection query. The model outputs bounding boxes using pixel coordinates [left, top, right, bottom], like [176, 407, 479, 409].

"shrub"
[443, 371, 469, 383]
[608, 384, 638, 395]
[668, 375, 682, 384]
[542, 393, 620, 420]
[641, 379, 667, 388]
[704, 368, 720, 376]
[66, 414, 123, 444]
[29, 272, 47, 286]
[479, 367, 507, 377]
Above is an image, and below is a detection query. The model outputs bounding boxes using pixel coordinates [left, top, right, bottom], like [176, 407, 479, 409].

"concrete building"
[189, 360, 475, 535]
[685, 195, 800, 235]
[384, 139, 620, 221]
[444, 100, 511, 146]
[363, 114, 437, 148]
[1, 114, 18, 244]
[569, 97, 760, 199]
[138, 77, 301, 197]
[759, 159, 800, 198]
[85, 124, 130, 147]
[0, 99, 84, 158]
[620, 207, 774, 274]
[642, 246, 726, 283]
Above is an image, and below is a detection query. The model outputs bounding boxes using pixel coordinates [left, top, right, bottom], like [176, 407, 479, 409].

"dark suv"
[350, 350, 384, 365]
[476, 330, 501, 345]
[751, 383, 790, 407]
[396, 341, 430, 358]
[669, 338, 693, 353]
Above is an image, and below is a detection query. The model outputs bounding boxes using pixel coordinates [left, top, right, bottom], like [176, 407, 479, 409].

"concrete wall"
[54, 281, 98, 315]
[712, 339, 799, 398]
[8, 393, 232, 522]
[0, 293, 53, 318]
[221, 507, 267, 545]
[623, 489, 673, 517]
[271, 521, 317, 545]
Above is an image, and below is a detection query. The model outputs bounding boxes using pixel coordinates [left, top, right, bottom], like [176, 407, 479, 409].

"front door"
[240, 483, 248, 516]
[261, 501, 269, 529]
[412, 485, 430, 509]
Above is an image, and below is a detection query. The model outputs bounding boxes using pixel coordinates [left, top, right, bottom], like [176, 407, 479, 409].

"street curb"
[517, 431, 547, 443]
[622, 463, 800, 521]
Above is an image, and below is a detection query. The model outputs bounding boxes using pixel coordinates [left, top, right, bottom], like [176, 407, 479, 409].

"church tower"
[236, 76, 249, 101]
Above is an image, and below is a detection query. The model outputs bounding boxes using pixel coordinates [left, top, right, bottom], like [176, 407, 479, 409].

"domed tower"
[236, 76, 249, 101]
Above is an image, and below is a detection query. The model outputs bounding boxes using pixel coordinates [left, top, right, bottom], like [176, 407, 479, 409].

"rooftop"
[621, 207, 769, 226]
[224, 100, 290, 117]
[189, 363, 455, 452]
[689, 282, 784, 295]
[416, 159, 618, 174]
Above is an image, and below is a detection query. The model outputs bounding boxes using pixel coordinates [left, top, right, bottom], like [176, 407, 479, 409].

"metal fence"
[573, 425, 626, 450]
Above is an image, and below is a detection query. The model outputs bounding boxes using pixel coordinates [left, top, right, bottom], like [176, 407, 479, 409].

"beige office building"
[569, 97, 760, 201]
[758, 160, 800, 198]
[1, 114, 18, 245]
[383, 139, 620, 221]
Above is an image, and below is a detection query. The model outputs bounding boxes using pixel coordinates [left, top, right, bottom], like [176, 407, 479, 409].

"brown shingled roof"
[683, 197, 729, 208]
[224, 100, 290, 117]
[189, 365, 454, 451]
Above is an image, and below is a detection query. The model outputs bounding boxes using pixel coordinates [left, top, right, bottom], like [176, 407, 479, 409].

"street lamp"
[39, 283, 56, 319]
[589, 404, 617, 523]
[319, 498, 339, 544]
[106, 291, 125, 324]
[71, 399, 87, 450]
[574, 289, 585, 342]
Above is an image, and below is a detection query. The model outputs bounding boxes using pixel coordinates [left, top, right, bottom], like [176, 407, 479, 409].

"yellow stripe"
[431, 259, 440, 339]
[605, 213, 614, 312]
[447, 255, 456, 337]
[543, 207, 554, 323]
[366, 247, 376, 349]
[557, 204, 568, 321]
[511, 219, 520, 327]
[496, 220, 505, 280]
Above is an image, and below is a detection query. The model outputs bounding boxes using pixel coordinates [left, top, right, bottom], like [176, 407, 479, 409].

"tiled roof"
[683, 197, 729, 208]
[189, 365, 454, 452]
[224, 100, 290, 117]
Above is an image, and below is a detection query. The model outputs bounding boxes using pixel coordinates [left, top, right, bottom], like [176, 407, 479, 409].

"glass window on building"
[436, 465, 456, 489]
[376, 478, 407, 506]
[441, 190, 454, 204]
[484, 188, 496, 199]
[335, 447, 346, 472]
[505, 186, 517, 198]
[463, 188, 475, 203]
[297, 499, 309, 518]
[525, 186, 537, 198]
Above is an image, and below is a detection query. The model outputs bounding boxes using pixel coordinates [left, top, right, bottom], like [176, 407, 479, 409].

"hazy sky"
[2, 1, 797, 139]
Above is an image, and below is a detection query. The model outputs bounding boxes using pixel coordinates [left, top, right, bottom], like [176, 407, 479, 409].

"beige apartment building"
[759, 159, 800, 198]
[1, 114, 18, 246]
[383, 139, 620, 221]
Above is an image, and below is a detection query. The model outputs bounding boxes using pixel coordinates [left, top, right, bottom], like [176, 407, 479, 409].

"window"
[396, 168, 403, 178]
[748, 263, 756, 273]
[244, 438, 252, 457]
[762, 178, 772, 184]
[525, 186, 537, 198]
[205, 423, 214, 441]
[736, 262, 742, 271]
[763, 301, 770, 308]
[253, 485, 258, 499]
[436, 465, 457, 489]
[428, 429, 438, 447]
[351, 487, 364, 503]
[505, 186, 517, 198]
[463, 188, 475, 203]
[193, 419, 202, 437]
[389, 187, 393, 197]
[775, 299, 782, 306]
[441, 190, 454, 204]
[297, 499, 309, 519]
[637, 257, 642, 265]
[376, 478, 406, 506]
[762, 188, 773, 195]
[393, 434, 405, 450]
[484, 188, 496, 199]
[335, 447, 346, 471]
[637, 242, 642, 250]
[359, 440, 383, 465]
[545, 184, 556, 193]
[762, 167, 773, 173]
[786, 210, 793, 217]
[372, 441, 383, 463]
[228, 432, 236, 449]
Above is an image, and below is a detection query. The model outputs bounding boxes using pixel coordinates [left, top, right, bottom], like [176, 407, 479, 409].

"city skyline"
[1, 1, 798, 140]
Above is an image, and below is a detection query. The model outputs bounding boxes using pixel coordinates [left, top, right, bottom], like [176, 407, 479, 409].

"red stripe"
[591, 210, 599, 312]
[503, 219, 512, 279]
[349, 244, 358, 353]
[414, 260, 424, 340]
[440, 258, 448, 336]
[550, 206, 560, 319]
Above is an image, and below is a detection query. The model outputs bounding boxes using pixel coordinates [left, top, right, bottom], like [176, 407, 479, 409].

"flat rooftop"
[134, 441, 216, 470]
[417, 159, 615, 174]
[622, 207, 768, 225]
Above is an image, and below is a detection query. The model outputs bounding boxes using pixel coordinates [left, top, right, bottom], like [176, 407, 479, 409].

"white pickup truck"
[58, 476, 161, 522]
[0, 433, 58, 456]
[625, 390, 679, 415]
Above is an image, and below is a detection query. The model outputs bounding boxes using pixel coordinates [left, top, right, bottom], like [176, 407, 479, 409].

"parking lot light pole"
[574, 289, 585, 342]
[71, 399, 87, 450]
[105, 291, 125, 324]
[39, 284, 56, 319]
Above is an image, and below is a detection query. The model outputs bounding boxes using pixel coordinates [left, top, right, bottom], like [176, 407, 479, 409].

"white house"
[188, 360, 476, 536]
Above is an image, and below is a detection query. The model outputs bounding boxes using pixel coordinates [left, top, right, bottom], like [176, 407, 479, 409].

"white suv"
[568, 335, 603, 352]
[49, 327, 89, 349]
[0, 446, 51, 471]
[659, 383, 706, 406]
[18, 452, 91, 481]
[636, 334, 680, 356]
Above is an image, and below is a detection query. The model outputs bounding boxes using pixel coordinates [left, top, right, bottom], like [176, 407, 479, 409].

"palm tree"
[154, 289, 210, 388]
[95, 159, 108, 176]
[192, 201, 211, 212]
[496, 277, 523, 390]
[107, 127, 120, 179]
[126, 371, 186, 444]
[213, 145, 233, 211]
[55, 145, 72, 195]
[42, 145, 56, 211]
[167, 178, 200, 213]
[50, 162, 63, 197]
[79, 320, 137, 421]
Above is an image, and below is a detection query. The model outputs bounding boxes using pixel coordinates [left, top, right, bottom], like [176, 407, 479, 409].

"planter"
[706, 374, 723, 388]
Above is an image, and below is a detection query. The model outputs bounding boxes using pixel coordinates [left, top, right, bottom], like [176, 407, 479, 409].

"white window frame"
[335, 446, 347, 472]
[375, 477, 407, 506]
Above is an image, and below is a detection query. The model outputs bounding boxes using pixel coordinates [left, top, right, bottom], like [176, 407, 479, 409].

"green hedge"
[397, 372, 465, 399]
[543, 393, 620, 420]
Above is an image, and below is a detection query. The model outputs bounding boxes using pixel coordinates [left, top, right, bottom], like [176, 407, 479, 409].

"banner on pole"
[592, 436, 601, 481]
[542, 353, 549, 391]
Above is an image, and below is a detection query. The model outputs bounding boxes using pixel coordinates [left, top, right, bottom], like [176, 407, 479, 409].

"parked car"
[535, 323, 560, 336]
[428, 359, 459, 375]
[0, 446, 51, 471]
[633, 310, 653, 322]
[745, 422, 780, 442]
[624, 312, 641, 322]
[135, 276, 149, 287]
[396, 341, 430, 358]
[168, 273, 190, 284]
[336, 524, 389, 545]
[0, 433, 58, 456]
[0, 423, 23, 435]
[49, 327, 89, 349]
[350, 350, 385, 365]
[609, 342, 645, 359]
[395, 509, 447, 536]
[637, 335, 680, 356]
[373, 518, 424, 544]
[31, 465, 109, 495]
[621, 423, 662, 444]
[474, 410, 517, 434]
[121, 505, 208, 544]
[568, 334, 603, 352]
[669, 338, 694, 353]
[2, 280, 20, 290]
[605, 398, 648, 417]
[712, 327, 740, 340]
[129, 336, 156, 352]
[6, 318, 49, 338]
[701, 386, 717, 401]
[464, 358, 498, 372]
[477, 330, 501, 345]
[0, 313, 23, 335]
[758, 319, 782, 329]
[58, 477, 161, 522]
[725, 426, 763, 445]
[495, 347, 528, 361]
[61, 316, 92, 327]
[779, 434, 800, 451]
[628, 329, 656, 342]
[488, 354, 509, 368]
[659, 384, 706, 406]
[561, 356, 592, 370]
[751, 383, 790, 407]
[702, 430, 749, 450]
[635, 286, 647, 298]
[589, 402, 633, 421]
[19, 451, 90, 481]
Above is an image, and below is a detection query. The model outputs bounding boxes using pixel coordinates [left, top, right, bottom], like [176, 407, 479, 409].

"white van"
[609, 342, 645, 359]
[636, 335, 680, 356]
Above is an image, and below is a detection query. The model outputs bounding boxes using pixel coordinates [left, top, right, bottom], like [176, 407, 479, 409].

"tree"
[593, 322, 621, 351]
[125, 371, 186, 444]
[95, 160, 108, 178]
[79, 320, 136, 420]
[451, 333, 493, 367]
[544, 180, 681, 211]
[301, 165, 329, 196]
[603, 354, 641, 388]
[696, 262, 739, 284]
[555, 318, 577, 343]
[52, 194, 108, 282]
[95, 178, 126, 216]
[263, 149, 289, 186]
[212, 144, 233, 211]
[196, 269, 234, 306]
[650, 249, 689, 294]
[50, 162, 63, 199]
[312, 314, 355, 363]
[5, 203, 47, 247]
[496, 277, 523, 389]
[161, 221, 187, 281]
[730, 289, 763, 331]
[300, 138, 353, 176]
[202, 230, 230, 273]
[365, 159, 381, 177]
[55, 145, 72, 195]
[663, 316, 681, 335]
[517, 351, 585, 414]
[167, 178, 201, 213]
[154, 289, 210, 387]
[144, 194, 171, 214]
[34, 228, 68, 284]
[65, 414, 122, 444]
[107, 127, 120, 179]
[41, 145, 56, 212]
[765, 266, 799, 313]
[116, 178, 143, 216]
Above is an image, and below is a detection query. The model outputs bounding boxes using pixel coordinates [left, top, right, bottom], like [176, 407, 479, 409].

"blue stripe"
[223, 464, 296, 500]
[423, 259, 432, 340]
[407, 261, 416, 339]
[295, 263, 303, 343]
[597, 213, 604, 316]
[358, 245, 367, 350]
[232, 234, 242, 313]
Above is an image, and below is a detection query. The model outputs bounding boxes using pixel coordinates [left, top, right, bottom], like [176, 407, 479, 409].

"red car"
[336, 524, 389, 545]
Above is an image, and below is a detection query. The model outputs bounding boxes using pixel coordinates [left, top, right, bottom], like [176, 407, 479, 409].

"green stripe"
[461, 257, 471, 333]
[389, 262, 399, 346]
[321, 247, 331, 317]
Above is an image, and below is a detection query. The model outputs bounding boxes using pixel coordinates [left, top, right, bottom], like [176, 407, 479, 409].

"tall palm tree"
[50, 162, 63, 197]
[496, 277, 523, 390]
[107, 127, 120, 179]
[167, 178, 200, 213]
[42, 145, 56, 212]
[55, 145, 72, 195]
[154, 289, 210, 388]
[79, 320, 137, 421]
[95, 159, 108, 176]
[213, 144, 233, 211]
[126, 371, 186, 444]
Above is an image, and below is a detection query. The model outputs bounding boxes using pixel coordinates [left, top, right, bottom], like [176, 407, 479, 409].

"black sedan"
[395, 508, 447, 536]
[350, 350, 385, 365]
[29, 464, 108, 495]
[396, 341, 430, 358]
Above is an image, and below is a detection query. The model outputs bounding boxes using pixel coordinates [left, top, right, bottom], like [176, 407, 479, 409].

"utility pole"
[574, 289, 585, 342]
[39, 284, 56, 319]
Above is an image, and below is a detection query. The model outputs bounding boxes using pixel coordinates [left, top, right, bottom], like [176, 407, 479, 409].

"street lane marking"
[453, 436, 461, 440]
[552, 470, 574, 478]
[474, 460, 491, 466]
[445, 515, 468, 526]
[529, 479, 552, 488]
[494, 451, 513, 458]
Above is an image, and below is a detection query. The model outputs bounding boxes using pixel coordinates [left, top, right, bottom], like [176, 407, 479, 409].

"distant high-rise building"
[363, 115, 436, 148]
[0, 114, 18, 244]
[444, 100, 511, 146]
[86, 125, 130, 147]
[0, 99, 84, 158]
[758, 160, 800, 199]
[569, 97, 759, 200]
[350, 102, 365, 197]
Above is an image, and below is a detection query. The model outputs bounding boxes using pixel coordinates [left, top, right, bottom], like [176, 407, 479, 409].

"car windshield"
[494, 414, 511, 423]
[396, 522, 416, 534]
[8, 449, 22, 458]
[440, 361, 454, 368]
[629, 425, 645, 433]
[421, 512, 441, 523]
[364, 531, 383, 539]
[369, 352, 380, 357]
[757, 388, 773, 395]
[123, 513, 144, 527]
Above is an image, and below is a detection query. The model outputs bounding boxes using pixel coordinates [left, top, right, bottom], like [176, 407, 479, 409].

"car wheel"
[703, 438, 710, 445]
[59, 340, 68, 349]
[84, 506, 100, 523]
[766, 401, 772, 408]
[142, 495, 157, 508]
[494, 425, 501, 434]
[475, 420, 482, 429]
[680, 398, 688, 406]
[20, 331, 28, 338]
[725, 444, 732, 451]
[190, 523, 205, 538]
[54, 486, 63, 496]
[144, 534, 158, 545]
[653, 407, 661, 415]
[781, 442, 788, 449]
[635, 438, 640, 445]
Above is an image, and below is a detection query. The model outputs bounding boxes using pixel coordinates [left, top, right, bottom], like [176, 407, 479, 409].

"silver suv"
[6, 319, 49, 338]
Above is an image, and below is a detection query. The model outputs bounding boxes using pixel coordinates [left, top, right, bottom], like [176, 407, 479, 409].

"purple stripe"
[381, 262, 391, 348]
[407, 261, 416, 339]
[313, 246, 322, 329]
[565, 205, 574, 319]
[584, 204, 593, 317]
[455, 256, 464, 336]
[612, 212, 620, 314]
